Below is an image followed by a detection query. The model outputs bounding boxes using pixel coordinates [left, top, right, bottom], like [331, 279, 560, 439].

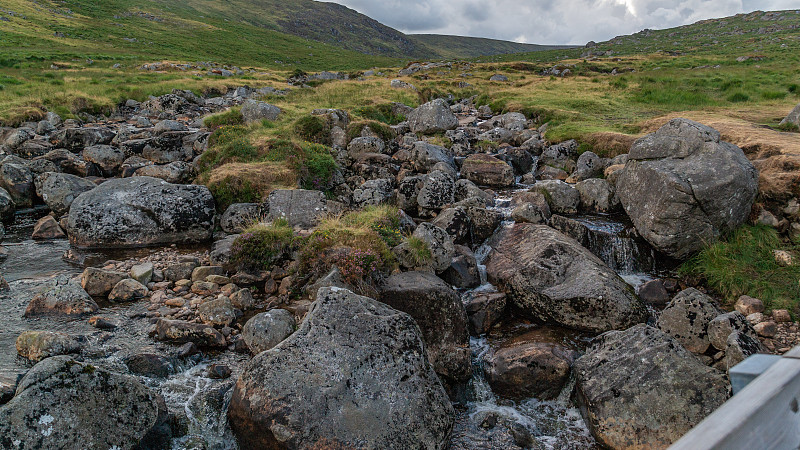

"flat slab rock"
[228, 287, 454, 449]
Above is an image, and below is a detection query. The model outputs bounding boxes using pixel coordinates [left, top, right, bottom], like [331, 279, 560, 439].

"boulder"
[228, 287, 454, 449]
[82, 145, 124, 176]
[49, 127, 115, 151]
[379, 271, 471, 383]
[220, 203, 260, 234]
[241, 309, 296, 354]
[0, 163, 34, 208]
[134, 161, 194, 184]
[779, 102, 800, 128]
[440, 244, 481, 288]
[0, 356, 169, 450]
[191, 265, 224, 282]
[32, 215, 65, 240]
[393, 223, 455, 273]
[637, 279, 670, 307]
[153, 319, 226, 348]
[153, 119, 188, 134]
[465, 292, 506, 335]
[533, 180, 580, 215]
[411, 141, 455, 172]
[35, 172, 96, 217]
[485, 334, 576, 400]
[81, 267, 128, 297]
[417, 170, 455, 211]
[141, 133, 193, 164]
[197, 297, 237, 327]
[408, 99, 458, 134]
[568, 151, 606, 182]
[353, 178, 394, 207]
[263, 189, 327, 228]
[708, 311, 759, 352]
[617, 119, 758, 259]
[656, 288, 722, 354]
[574, 324, 730, 449]
[735, 295, 765, 316]
[108, 278, 148, 303]
[66, 177, 215, 248]
[130, 262, 154, 285]
[229, 288, 256, 310]
[576, 178, 619, 213]
[25, 275, 99, 317]
[485, 224, 647, 332]
[125, 353, 176, 378]
[0, 187, 14, 222]
[163, 261, 198, 282]
[461, 154, 515, 187]
[347, 136, 386, 156]
[241, 99, 281, 123]
[16, 331, 82, 362]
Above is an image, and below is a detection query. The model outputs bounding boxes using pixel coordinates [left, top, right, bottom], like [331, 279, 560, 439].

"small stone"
[130, 262, 154, 285]
[774, 250, 794, 267]
[32, 216, 65, 240]
[88, 316, 119, 330]
[108, 278, 149, 303]
[192, 265, 224, 282]
[206, 275, 230, 285]
[80, 267, 128, 297]
[242, 309, 296, 354]
[206, 364, 232, 379]
[735, 295, 765, 316]
[754, 321, 778, 338]
[773, 309, 792, 323]
[191, 281, 219, 296]
[638, 279, 670, 307]
[197, 297, 236, 327]
[747, 312, 765, 325]
[230, 288, 255, 310]
[165, 298, 185, 307]
[264, 278, 277, 295]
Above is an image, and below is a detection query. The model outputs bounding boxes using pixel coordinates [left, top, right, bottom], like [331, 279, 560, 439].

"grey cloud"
[322, 0, 798, 44]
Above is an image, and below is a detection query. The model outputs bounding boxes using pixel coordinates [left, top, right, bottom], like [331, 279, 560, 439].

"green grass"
[681, 225, 800, 313]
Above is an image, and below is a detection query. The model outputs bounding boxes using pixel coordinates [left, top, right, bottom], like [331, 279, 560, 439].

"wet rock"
[88, 316, 120, 330]
[35, 172, 97, 217]
[240, 99, 281, 123]
[408, 99, 458, 134]
[485, 336, 576, 400]
[485, 223, 646, 333]
[440, 245, 481, 289]
[0, 162, 34, 208]
[263, 189, 327, 228]
[461, 154, 515, 187]
[379, 271, 471, 383]
[454, 178, 493, 205]
[228, 287, 454, 449]
[206, 364, 232, 379]
[220, 203, 260, 234]
[576, 178, 619, 213]
[617, 119, 758, 259]
[656, 288, 722, 354]
[16, 330, 83, 362]
[242, 309, 296, 354]
[25, 275, 99, 317]
[0, 187, 14, 222]
[465, 292, 506, 336]
[638, 279, 670, 307]
[154, 319, 226, 348]
[574, 324, 730, 449]
[32, 215, 65, 240]
[0, 356, 169, 450]
[393, 222, 455, 273]
[67, 177, 215, 248]
[80, 267, 128, 297]
[108, 278, 149, 302]
[197, 297, 236, 327]
[511, 202, 549, 224]
[125, 353, 176, 378]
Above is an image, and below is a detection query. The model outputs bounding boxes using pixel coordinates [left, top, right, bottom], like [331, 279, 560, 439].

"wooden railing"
[670, 347, 800, 449]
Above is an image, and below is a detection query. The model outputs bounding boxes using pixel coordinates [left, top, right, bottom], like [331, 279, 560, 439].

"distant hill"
[0, 0, 563, 70]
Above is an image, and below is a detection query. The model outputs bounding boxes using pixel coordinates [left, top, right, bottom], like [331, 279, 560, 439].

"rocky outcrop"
[574, 324, 730, 449]
[379, 271, 471, 383]
[485, 224, 647, 332]
[0, 356, 169, 450]
[617, 119, 758, 259]
[228, 287, 454, 449]
[66, 176, 215, 248]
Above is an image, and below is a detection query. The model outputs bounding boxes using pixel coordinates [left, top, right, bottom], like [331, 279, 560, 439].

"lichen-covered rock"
[411, 141, 455, 172]
[576, 178, 619, 213]
[228, 287, 454, 449]
[353, 178, 394, 207]
[197, 297, 237, 327]
[393, 223, 455, 273]
[461, 154, 515, 187]
[263, 189, 327, 228]
[0, 162, 34, 208]
[25, 275, 99, 317]
[0, 356, 169, 450]
[66, 176, 215, 248]
[241, 309, 296, 354]
[153, 319, 227, 348]
[108, 278, 148, 303]
[485, 224, 647, 332]
[417, 170, 455, 211]
[379, 271, 471, 383]
[240, 99, 281, 123]
[16, 331, 83, 362]
[83, 145, 125, 177]
[0, 186, 14, 222]
[617, 119, 758, 259]
[408, 99, 458, 134]
[49, 127, 115, 151]
[533, 180, 580, 215]
[220, 203, 260, 234]
[656, 288, 722, 354]
[574, 324, 730, 449]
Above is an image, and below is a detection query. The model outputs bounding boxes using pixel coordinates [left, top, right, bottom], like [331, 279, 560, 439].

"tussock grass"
[681, 225, 800, 313]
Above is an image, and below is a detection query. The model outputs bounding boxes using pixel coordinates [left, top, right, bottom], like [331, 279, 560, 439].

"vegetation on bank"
[682, 225, 800, 313]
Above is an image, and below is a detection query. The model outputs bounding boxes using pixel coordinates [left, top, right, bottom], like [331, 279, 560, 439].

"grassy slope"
[409, 34, 574, 59]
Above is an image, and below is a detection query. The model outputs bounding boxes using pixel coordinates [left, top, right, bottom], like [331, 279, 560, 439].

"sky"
[320, 0, 800, 45]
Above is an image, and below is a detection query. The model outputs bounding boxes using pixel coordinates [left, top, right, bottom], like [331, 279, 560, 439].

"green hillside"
[409, 34, 572, 59]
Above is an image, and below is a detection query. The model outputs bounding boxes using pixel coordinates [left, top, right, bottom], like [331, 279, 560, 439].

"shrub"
[789, 84, 799, 94]
[681, 225, 800, 312]
[761, 90, 787, 100]
[404, 236, 433, 267]
[230, 220, 295, 271]
[727, 92, 750, 103]
[207, 176, 260, 212]
[338, 248, 381, 283]
[294, 144, 337, 191]
[197, 125, 258, 172]
[204, 108, 243, 129]
[294, 115, 331, 145]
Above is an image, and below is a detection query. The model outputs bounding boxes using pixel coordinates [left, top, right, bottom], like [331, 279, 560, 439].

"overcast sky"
[321, 0, 800, 45]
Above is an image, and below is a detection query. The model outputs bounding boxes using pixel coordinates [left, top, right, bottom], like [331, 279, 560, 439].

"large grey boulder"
[779, 102, 800, 128]
[379, 271, 471, 383]
[241, 309, 296, 354]
[533, 180, 580, 214]
[461, 154, 515, 187]
[347, 136, 386, 156]
[417, 170, 455, 211]
[574, 324, 730, 449]
[134, 161, 194, 184]
[35, 172, 96, 217]
[485, 224, 647, 332]
[263, 189, 327, 228]
[353, 178, 394, 207]
[241, 99, 281, 123]
[220, 203, 260, 234]
[49, 127, 115, 151]
[408, 99, 458, 134]
[66, 177, 215, 248]
[0, 356, 169, 450]
[617, 119, 758, 259]
[83, 145, 124, 177]
[0, 162, 34, 208]
[228, 287, 454, 449]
